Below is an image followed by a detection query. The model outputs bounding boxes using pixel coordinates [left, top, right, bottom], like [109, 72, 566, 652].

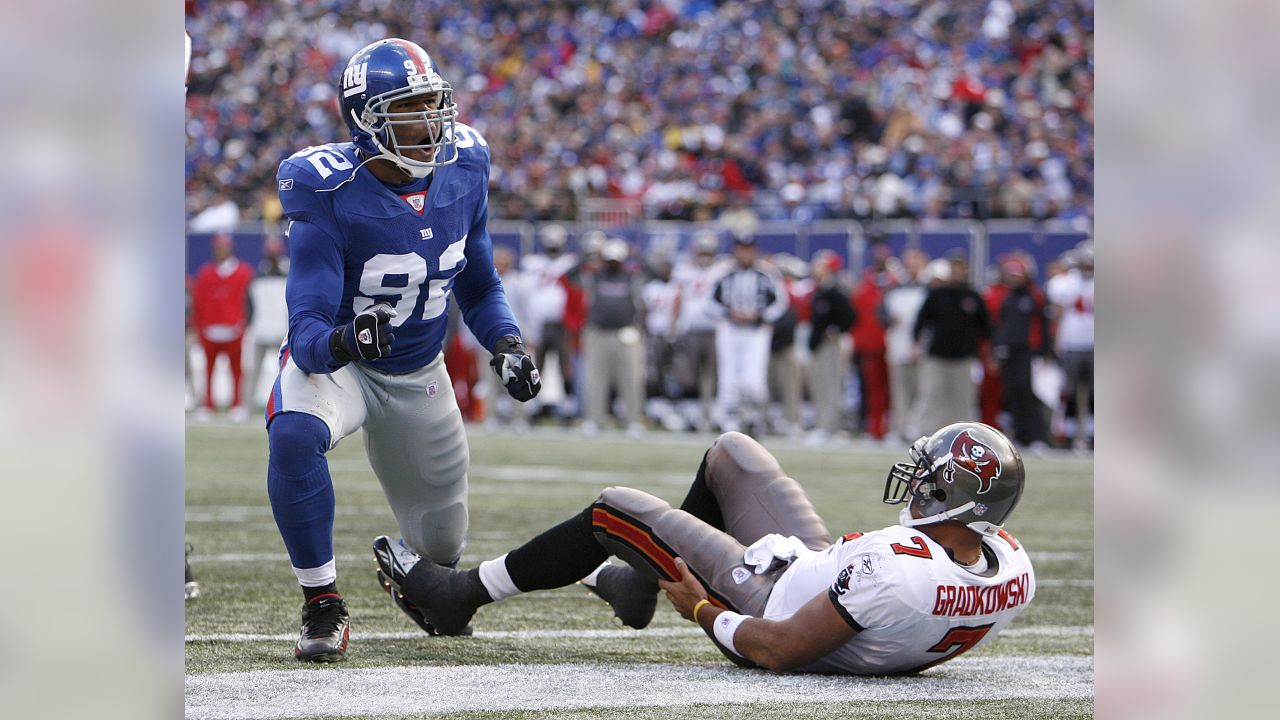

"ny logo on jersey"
[419, 228, 433, 240]
[343, 63, 368, 97]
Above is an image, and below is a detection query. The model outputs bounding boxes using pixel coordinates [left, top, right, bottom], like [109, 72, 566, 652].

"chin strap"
[379, 149, 436, 179]
[899, 505, 1003, 537]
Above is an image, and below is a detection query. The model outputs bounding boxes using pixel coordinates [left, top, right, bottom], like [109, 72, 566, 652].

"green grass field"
[186, 422, 1093, 719]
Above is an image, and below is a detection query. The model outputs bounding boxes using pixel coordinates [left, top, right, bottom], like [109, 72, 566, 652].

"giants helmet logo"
[943, 430, 1002, 494]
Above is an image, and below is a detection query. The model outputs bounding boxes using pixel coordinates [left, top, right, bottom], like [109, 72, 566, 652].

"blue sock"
[266, 413, 335, 573]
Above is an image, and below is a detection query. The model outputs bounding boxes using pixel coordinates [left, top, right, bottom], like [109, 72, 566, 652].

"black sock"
[302, 582, 338, 602]
[678, 451, 725, 530]
[506, 505, 608, 591]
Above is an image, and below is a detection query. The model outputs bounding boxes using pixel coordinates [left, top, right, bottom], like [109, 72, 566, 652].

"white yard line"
[185, 656, 1093, 719]
[186, 625, 1092, 644]
[191, 552, 495, 564]
[1036, 579, 1094, 587]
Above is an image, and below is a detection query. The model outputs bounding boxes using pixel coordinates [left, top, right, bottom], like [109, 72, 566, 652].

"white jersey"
[1045, 270, 1094, 352]
[642, 278, 680, 338]
[763, 524, 1035, 675]
[247, 274, 289, 344]
[520, 252, 576, 328]
[882, 282, 928, 364]
[672, 260, 725, 333]
[497, 268, 531, 339]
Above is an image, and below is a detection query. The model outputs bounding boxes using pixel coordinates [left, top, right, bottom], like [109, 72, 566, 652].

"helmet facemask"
[883, 435, 951, 510]
[353, 78, 459, 179]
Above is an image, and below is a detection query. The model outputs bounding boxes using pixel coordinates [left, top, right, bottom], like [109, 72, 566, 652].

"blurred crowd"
[461, 228, 1094, 450]
[186, 0, 1093, 228]
[188, 229, 1094, 450]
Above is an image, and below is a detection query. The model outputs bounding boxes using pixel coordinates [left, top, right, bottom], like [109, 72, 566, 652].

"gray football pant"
[583, 325, 644, 427]
[590, 431, 831, 617]
[809, 338, 847, 434]
[356, 362, 469, 565]
[917, 355, 977, 433]
[278, 353, 470, 566]
[768, 347, 801, 429]
[889, 358, 920, 440]
[675, 329, 717, 428]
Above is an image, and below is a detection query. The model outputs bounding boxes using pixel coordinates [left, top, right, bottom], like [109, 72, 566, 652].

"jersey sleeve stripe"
[827, 588, 866, 632]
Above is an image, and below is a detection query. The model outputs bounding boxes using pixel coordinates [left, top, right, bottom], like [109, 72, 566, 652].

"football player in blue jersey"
[267, 38, 540, 662]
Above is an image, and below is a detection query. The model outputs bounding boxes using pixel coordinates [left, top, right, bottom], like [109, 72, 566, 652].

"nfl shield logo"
[401, 191, 426, 215]
[427, 382, 438, 398]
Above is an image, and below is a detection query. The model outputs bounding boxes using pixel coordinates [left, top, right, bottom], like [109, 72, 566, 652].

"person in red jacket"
[191, 233, 253, 419]
[851, 244, 896, 440]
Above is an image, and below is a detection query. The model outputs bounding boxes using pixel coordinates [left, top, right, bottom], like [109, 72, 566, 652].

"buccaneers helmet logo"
[943, 430, 1002, 494]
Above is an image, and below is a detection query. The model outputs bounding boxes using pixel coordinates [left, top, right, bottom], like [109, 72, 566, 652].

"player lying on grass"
[373, 423, 1035, 674]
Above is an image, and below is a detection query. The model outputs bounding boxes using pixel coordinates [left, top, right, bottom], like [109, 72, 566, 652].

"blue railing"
[186, 218, 1090, 287]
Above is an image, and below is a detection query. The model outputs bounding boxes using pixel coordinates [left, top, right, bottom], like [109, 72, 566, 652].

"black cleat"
[373, 536, 472, 636]
[294, 594, 349, 662]
[373, 536, 434, 634]
[399, 561, 488, 637]
[583, 564, 658, 629]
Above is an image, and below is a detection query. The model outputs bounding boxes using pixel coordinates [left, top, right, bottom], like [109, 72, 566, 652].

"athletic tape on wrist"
[712, 610, 748, 656]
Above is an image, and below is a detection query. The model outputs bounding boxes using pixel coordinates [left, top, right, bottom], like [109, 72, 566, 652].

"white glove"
[742, 533, 812, 574]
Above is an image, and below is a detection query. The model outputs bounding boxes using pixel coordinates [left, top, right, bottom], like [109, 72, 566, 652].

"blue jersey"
[276, 124, 519, 375]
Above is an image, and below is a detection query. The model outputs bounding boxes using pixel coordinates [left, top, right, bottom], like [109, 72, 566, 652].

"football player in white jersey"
[373, 422, 1034, 675]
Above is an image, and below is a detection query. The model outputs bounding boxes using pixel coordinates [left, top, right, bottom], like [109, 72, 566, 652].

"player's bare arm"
[660, 558, 855, 673]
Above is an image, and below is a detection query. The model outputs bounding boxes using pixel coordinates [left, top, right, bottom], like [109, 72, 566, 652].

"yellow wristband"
[692, 598, 712, 624]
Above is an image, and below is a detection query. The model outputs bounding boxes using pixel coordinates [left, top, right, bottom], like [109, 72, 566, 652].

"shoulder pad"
[450, 122, 491, 168]
[277, 143, 360, 221]
[431, 124, 490, 208]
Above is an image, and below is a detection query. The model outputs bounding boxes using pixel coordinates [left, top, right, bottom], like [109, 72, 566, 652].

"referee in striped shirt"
[711, 236, 788, 436]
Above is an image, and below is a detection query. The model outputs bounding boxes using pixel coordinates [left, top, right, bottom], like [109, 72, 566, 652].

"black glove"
[330, 303, 397, 362]
[489, 335, 541, 402]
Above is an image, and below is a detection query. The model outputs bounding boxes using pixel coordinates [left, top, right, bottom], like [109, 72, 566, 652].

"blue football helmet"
[339, 38, 459, 178]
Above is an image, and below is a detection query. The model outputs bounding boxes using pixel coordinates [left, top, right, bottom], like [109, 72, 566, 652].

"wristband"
[692, 599, 712, 624]
[711, 610, 748, 656]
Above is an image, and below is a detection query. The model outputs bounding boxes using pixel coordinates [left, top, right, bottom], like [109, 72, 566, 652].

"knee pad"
[268, 412, 330, 472]
[404, 500, 468, 566]
[706, 432, 781, 486]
